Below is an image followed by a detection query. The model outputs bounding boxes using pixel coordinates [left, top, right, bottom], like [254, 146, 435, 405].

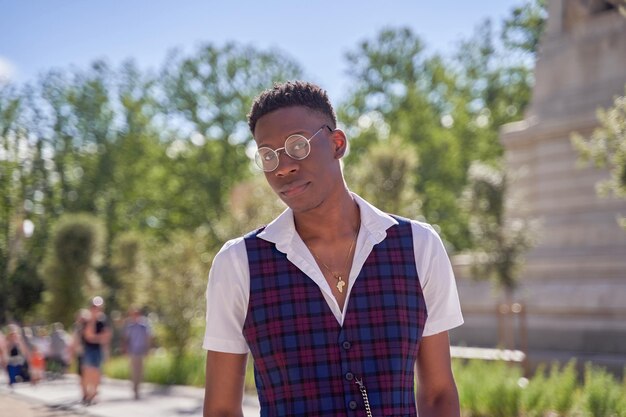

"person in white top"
[203, 81, 463, 417]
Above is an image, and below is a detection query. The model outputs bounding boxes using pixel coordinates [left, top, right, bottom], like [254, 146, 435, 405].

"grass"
[104, 349, 257, 392]
[453, 359, 626, 417]
[105, 352, 626, 416]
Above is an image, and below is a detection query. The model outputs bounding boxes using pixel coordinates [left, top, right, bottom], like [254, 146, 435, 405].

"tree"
[40, 213, 106, 326]
[0, 40, 303, 325]
[218, 175, 286, 240]
[345, 135, 421, 217]
[341, 28, 470, 248]
[147, 230, 210, 362]
[339, 13, 540, 250]
[109, 231, 151, 313]
[159, 42, 302, 241]
[0, 82, 23, 324]
[501, 0, 548, 56]
[572, 89, 626, 228]
[0, 82, 50, 324]
[462, 162, 534, 298]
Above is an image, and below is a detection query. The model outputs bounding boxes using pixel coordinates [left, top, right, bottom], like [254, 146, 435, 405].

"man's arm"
[416, 331, 460, 417]
[203, 350, 248, 417]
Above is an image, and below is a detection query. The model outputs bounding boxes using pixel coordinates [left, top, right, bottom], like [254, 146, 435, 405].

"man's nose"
[274, 151, 299, 176]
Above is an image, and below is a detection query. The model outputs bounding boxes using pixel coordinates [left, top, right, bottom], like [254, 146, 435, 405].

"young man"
[203, 81, 463, 417]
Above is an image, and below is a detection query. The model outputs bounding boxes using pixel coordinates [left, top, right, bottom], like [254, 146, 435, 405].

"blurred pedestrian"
[32, 326, 51, 359]
[0, 329, 7, 376]
[70, 309, 90, 399]
[21, 326, 34, 350]
[49, 322, 71, 376]
[82, 296, 111, 404]
[123, 307, 152, 399]
[29, 345, 45, 384]
[5, 324, 31, 386]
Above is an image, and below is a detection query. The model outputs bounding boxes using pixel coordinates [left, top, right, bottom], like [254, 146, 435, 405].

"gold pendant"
[336, 277, 345, 293]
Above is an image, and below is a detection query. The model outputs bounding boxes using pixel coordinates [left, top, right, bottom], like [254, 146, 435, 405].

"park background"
[1, 1, 626, 416]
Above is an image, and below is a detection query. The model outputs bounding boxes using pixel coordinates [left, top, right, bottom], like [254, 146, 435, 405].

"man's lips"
[279, 181, 310, 197]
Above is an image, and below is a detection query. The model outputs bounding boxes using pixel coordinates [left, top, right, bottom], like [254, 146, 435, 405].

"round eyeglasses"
[254, 125, 333, 172]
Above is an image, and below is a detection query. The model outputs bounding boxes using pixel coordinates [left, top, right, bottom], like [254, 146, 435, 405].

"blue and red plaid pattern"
[243, 216, 427, 417]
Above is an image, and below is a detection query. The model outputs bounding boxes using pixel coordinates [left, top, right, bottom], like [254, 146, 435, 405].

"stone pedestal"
[451, 1, 626, 364]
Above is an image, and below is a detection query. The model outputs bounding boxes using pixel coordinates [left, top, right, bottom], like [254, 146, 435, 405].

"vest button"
[349, 400, 357, 410]
[342, 341, 351, 350]
[345, 372, 354, 381]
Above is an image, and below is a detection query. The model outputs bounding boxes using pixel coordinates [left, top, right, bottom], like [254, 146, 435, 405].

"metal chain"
[355, 377, 373, 417]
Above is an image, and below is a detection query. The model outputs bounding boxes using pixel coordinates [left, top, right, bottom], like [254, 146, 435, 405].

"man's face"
[90, 305, 101, 317]
[253, 106, 344, 213]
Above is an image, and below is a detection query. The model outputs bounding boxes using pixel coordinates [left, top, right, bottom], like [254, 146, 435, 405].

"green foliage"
[109, 231, 151, 312]
[104, 353, 626, 417]
[501, 0, 548, 55]
[0, 42, 301, 325]
[462, 161, 534, 292]
[146, 230, 210, 358]
[1, 5, 544, 362]
[546, 361, 579, 415]
[0, 83, 48, 323]
[453, 359, 624, 417]
[572, 90, 626, 228]
[345, 135, 421, 217]
[454, 359, 522, 417]
[520, 364, 548, 417]
[105, 350, 207, 387]
[341, 28, 470, 248]
[340, 19, 533, 250]
[40, 213, 105, 326]
[158, 43, 302, 236]
[215, 175, 286, 241]
[105, 350, 254, 390]
[581, 364, 626, 417]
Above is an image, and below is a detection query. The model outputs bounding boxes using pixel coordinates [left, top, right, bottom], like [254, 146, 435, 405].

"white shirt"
[203, 194, 463, 354]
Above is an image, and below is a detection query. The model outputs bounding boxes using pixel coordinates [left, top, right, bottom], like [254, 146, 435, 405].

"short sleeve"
[411, 222, 464, 337]
[202, 237, 250, 354]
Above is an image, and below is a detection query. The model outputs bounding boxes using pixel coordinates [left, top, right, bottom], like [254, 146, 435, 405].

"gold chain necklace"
[308, 223, 360, 293]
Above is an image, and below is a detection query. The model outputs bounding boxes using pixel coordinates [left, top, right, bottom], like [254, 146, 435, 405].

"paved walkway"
[0, 374, 260, 417]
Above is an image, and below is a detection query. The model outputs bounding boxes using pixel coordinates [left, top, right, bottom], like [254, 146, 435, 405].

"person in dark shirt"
[82, 296, 111, 404]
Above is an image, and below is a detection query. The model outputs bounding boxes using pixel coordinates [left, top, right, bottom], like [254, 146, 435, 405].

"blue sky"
[1, 0, 524, 102]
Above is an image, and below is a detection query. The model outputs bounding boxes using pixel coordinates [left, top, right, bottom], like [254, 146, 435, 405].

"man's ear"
[331, 129, 348, 159]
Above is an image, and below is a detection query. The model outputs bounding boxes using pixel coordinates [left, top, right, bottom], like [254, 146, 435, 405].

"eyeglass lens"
[255, 135, 310, 171]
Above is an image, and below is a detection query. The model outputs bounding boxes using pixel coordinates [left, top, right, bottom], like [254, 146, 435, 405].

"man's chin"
[280, 197, 324, 215]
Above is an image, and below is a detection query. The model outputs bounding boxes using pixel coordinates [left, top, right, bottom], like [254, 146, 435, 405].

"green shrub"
[520, 364, 548, 417]
[104, 350, 207, 387]
[453, 359, 522, 417]
[104, 355, 131, 379]
[104, 354, 626, 417]
[105, 350, 257, 391]
[581, 364, 626, 417]
[547, 360, 579, 415]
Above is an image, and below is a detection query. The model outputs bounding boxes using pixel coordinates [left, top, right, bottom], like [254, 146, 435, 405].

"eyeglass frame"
[254, 124, 333, 172]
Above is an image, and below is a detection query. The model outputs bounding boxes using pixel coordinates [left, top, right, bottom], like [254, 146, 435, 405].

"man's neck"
[294, 189, 360, 242]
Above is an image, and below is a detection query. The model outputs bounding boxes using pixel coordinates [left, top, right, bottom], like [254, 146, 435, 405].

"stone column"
[453, 2, 626, 366]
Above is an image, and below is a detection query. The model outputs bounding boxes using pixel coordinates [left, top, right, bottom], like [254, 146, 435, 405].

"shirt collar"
[258, 192, 398, 252]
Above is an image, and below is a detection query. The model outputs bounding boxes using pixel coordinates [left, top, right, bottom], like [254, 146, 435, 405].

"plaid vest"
[243, 216, 427, 417]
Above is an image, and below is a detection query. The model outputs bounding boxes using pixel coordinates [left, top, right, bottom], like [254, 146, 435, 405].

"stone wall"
[451, 1, 626, 364]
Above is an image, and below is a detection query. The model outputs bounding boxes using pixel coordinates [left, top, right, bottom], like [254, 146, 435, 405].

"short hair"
[247, 80, 337, 134]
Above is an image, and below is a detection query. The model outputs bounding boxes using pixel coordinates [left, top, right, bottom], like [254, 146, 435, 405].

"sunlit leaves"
[572, 89, 626, 227]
